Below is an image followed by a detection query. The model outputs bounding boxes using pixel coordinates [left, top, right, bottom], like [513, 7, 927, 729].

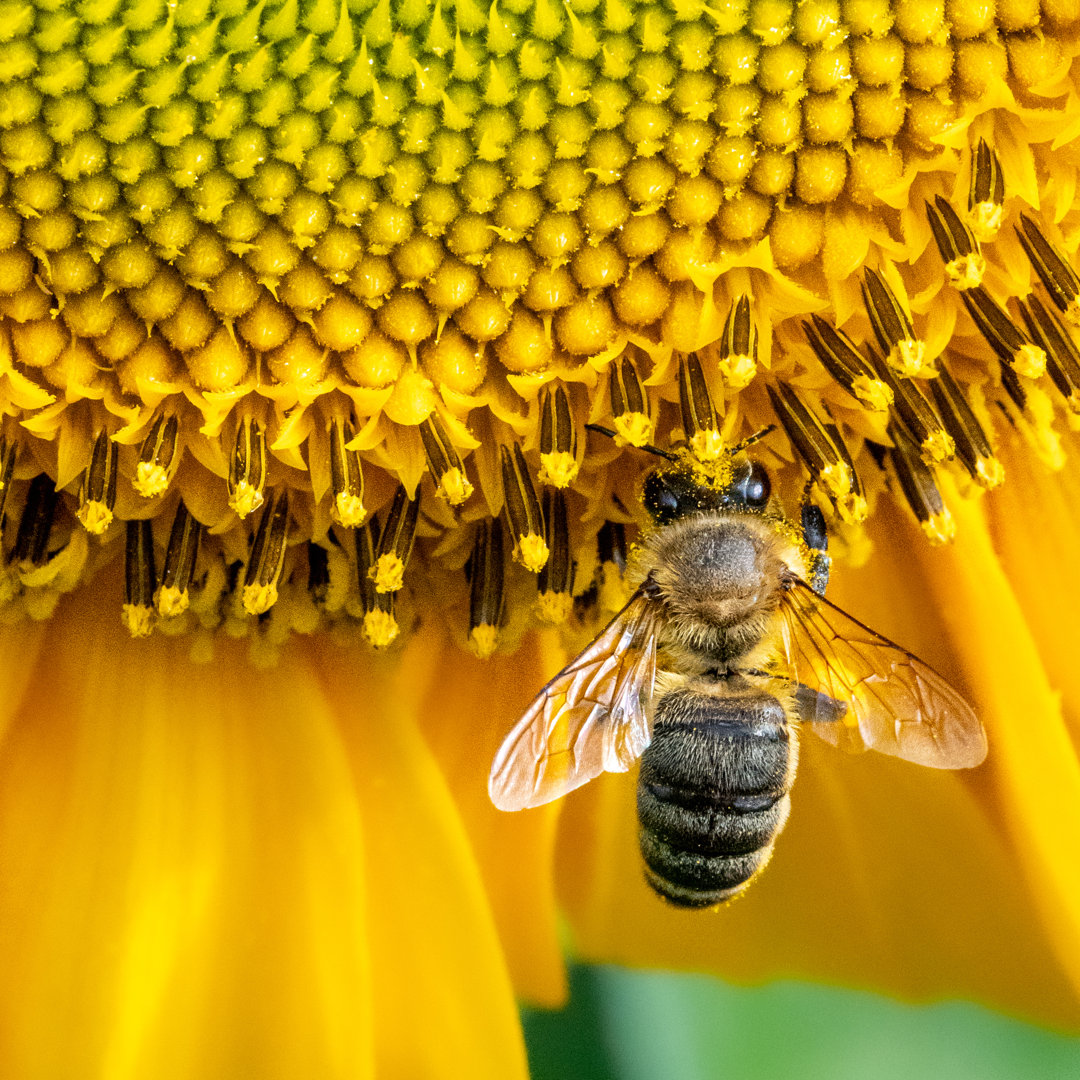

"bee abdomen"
[637, 686, 794, 908]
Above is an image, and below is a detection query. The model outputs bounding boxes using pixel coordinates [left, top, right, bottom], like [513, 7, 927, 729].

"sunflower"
[0, 0, 1079, 1073]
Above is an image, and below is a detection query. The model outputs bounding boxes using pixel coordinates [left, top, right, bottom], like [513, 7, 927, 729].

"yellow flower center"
[0, 0, 1077, 657]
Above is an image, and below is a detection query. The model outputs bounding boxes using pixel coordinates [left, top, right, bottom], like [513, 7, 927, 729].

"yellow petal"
[0, 574, 375, 1079]
[312, 630, 531, 1078]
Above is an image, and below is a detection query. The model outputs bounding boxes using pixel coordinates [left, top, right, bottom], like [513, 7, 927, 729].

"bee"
[488, 452, 987, 908]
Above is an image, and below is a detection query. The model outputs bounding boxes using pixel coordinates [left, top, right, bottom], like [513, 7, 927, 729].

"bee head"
[642, 459, 771, 525]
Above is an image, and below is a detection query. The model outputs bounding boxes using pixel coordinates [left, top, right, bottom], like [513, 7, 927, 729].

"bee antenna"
[729, 425, 777, 454]
[585, 424, 680, 462]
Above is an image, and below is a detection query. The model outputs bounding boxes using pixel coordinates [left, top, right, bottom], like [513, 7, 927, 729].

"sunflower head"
[0, 0, 1076, 660]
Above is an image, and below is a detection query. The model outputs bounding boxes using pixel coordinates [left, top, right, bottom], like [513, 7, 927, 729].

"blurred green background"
[522, 965, 1080, 1080]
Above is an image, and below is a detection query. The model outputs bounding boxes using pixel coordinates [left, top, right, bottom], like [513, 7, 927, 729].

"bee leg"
[800, 497, 831, 596]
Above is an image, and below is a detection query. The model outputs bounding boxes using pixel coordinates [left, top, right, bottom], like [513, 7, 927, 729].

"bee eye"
[732, 461, 771, 509]
[643, 472, 681, 524]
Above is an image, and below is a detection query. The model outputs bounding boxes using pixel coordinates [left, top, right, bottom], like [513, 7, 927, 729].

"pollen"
[0, 0, 1075, 655]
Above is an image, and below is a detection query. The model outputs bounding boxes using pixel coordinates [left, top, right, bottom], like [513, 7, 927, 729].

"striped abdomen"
[637, 683, 795, 908]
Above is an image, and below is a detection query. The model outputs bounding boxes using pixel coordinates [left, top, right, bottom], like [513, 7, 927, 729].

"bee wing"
[488, 590, 661, 811]
[778, 577, 987, 769]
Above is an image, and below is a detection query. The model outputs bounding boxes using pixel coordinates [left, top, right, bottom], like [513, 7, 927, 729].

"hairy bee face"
[644, 516, 792, 666]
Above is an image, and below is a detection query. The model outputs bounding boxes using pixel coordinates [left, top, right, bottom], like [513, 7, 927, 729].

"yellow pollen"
[538, 452, 579, 489]
[945, 254, 986, 291]
[690, 429, 725, 462]
[515, 534, 550, 574]
[436, 468, 474, 506]
[921, 510, 957, 546]
[717, 353, 756, 390]
[1014, 344, 1048, 381]
[613, 413, 655, 448]
[133, 463, 170, 500]
[922, 431, 957, 466]
[121, 604, 154, 638]
[371, 553, 406, 594]
[469, 624, 500, 659]
[976, 458, 1005, 490]
[851, 376, 893, 413]
[242, 582, 279, 617]
[888, 341, 930, 379]
[332, 494, 368, 529]
[230, 483, 265, 520]
[363, 609, 400, 649]
[77, 501, 113, 536]
[157, 585, 190, 619]
[537, 591, 574, 625]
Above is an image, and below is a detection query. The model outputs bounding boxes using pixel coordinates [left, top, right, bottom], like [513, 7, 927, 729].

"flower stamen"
[1020, 294, 1080, 416]
[862, 269, 929, 378]
[227, 416, 268, 520]
[926, 196, 985, 291]
[242, 489, 289, 616]
[803, 315, 893, 413]
[356, 516, 399, 648]
[1016, 214, 1080, 326]
[369, 484, 419, 593]
[77, 431, 118, 536]
[329, 417, 367, 527]
[967, 138, 1004, 242]
[887, 425, 955, 546]
[468, 517, 505, 659]
[929, 362, 1004, 490]
[609, 353, 653, 447]
[500, 443, 548, 573]
[717, 294, 757, 390]
[537, 489, 572, 625]
[678, 352, 722, 461]
[420, 413, 474, 506]
[157, 501, 202, 618]
[538, 385, 579, 488]
[133, 413, 179, 499]
[122, 519, 156, 638]
[961, 287, 1047, 380]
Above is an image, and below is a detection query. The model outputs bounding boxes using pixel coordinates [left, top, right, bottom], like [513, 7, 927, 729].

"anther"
[961, 287, 1047, 379]
[928, 362, 1003, 489]
[867, 350, 956, 465]
[242, 488, 289, 616]
[1015, 214, 1080, 325]
[888, 424, 955, 545]
[467, 518, 505, 658]
[77, 431, 118, 535]
[538, 385, 579, 488]
[537, 489, 572, 624]
[766, 384, 854, 504]
[820, 413, 868, 524]
[0, 436, 14, 527]
[13, 474, 58, 571]
[1019, 293, 1080, 415]
[419, 413, 474, 506]
[134, 413, 180, 498]
[926, 195, 985, 290]
[861, 269, 928, 377]
[677, 352, 722, 460]
[609, 353, 654, 447]
[227, 415, 267, 520]
[123, 519, 156, 637]
[157, 501, 202, 617]
[329, 417, 367, 526]
[803, 315, 893, 412]
[717, 294, 757, 389]
[500, 443, 549, 572]
[968, 138, 1004, 242]
[369, 484, 419, 592]
[356, 516, 398, 648]
[308, 542, 330, 606]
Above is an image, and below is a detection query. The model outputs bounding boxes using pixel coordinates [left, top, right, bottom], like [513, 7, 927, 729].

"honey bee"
[489, 454, 987, 908]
